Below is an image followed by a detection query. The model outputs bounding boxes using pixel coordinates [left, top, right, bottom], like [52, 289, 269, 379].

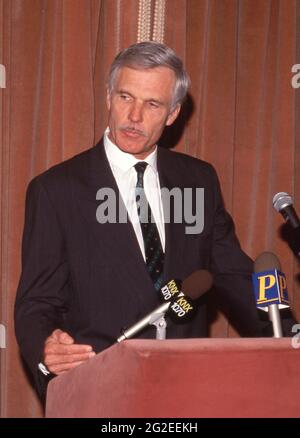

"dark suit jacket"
[14, 140, 266, 396]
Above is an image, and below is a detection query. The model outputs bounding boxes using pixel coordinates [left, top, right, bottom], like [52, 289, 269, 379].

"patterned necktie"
[134, 162, 164, 291]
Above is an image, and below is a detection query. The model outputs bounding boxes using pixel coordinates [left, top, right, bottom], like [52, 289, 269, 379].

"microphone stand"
[269, 304, 283, 338]
[117, 301, 170, 342]
[151, 314, 167, 340]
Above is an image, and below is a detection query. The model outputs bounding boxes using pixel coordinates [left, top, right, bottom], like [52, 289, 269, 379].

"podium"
[46, 338, 300, 417]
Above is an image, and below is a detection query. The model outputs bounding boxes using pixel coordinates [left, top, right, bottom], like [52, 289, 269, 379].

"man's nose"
[128, 102, 143, 123]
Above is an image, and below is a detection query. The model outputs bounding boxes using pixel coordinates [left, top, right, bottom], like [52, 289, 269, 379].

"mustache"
[119, 126, 148, 137]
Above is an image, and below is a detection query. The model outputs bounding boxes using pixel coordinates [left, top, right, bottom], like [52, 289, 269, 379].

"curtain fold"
[1, 0, 299, 416]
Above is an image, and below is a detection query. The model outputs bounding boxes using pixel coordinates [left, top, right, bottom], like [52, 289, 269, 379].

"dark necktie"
[134, 162, 164, 291]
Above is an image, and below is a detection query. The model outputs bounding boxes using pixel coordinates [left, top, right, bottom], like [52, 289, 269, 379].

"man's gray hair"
[108, 42, 190, 110]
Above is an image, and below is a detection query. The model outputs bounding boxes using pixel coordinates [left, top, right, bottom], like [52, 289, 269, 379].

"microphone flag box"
[252, 269, 290, 311]
[159, 279, 181, 302]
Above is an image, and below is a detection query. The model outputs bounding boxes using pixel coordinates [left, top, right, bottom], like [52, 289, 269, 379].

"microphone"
[273, 192, 300, 229]
[168, 270, 211, 322]
[252, 252, 290, 338]
[117, 269, 213, 343]
[159, 278, 182, 302]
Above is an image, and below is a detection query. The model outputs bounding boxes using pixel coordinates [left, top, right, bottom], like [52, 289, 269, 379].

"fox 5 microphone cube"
[252, 269, 290, 310]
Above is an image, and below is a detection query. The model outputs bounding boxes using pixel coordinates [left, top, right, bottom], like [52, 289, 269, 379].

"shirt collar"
[104, 127, 158, 173]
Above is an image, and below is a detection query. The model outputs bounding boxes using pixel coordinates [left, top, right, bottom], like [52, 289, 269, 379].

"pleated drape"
[1, 0, 299, 416]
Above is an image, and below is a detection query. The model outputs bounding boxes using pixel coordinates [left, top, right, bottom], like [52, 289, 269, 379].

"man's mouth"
[120, 127, 147, 138]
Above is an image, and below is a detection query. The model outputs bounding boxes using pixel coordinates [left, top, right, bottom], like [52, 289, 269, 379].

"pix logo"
[252, 270, 289, 307]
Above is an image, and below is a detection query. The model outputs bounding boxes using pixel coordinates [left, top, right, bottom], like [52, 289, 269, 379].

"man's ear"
[166, 104, 181, 126]
[106, 87, 111, 111]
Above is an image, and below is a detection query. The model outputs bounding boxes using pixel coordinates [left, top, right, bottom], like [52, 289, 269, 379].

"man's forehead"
[113, 66, 175, 99]
[115, 65, 175, 82]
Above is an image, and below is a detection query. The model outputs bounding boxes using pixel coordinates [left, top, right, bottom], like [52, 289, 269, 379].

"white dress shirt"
[104, 129, 165, 260]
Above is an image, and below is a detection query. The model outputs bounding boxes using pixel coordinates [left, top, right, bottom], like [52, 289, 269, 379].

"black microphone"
[117, 270, 213, 342]
[167, 270, 211, 322]
[273, 192, 300, 229]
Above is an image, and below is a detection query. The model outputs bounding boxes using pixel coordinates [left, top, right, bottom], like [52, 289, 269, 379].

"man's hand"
[43, 329, 96, 375]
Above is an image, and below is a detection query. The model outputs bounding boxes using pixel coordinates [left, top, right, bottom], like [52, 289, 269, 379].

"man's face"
[106, 66, 181, 159]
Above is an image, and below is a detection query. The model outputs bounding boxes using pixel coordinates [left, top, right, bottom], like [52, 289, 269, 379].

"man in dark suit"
[15, 42, 267, 398]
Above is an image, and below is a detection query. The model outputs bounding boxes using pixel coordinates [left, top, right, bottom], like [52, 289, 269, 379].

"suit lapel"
[78, 140, 156, 303]
[157, 147, 187, 282]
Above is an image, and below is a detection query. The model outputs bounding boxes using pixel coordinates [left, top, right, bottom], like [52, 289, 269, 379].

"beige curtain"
[1, 0, 299, 417]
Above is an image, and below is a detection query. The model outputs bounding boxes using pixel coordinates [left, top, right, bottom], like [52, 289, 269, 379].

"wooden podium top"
[46, 338, 300, 418]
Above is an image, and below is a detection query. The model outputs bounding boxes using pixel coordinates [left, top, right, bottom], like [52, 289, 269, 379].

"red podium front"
[46, 338, 300, 417]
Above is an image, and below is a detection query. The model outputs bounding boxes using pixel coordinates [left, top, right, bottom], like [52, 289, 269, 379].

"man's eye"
[149, 102, 159, 108]
[120, 94, 131, 101]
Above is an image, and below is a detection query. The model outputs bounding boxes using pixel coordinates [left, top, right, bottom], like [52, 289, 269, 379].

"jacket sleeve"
[209, 166, 271, 336]
[14, 177, 70, 397]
